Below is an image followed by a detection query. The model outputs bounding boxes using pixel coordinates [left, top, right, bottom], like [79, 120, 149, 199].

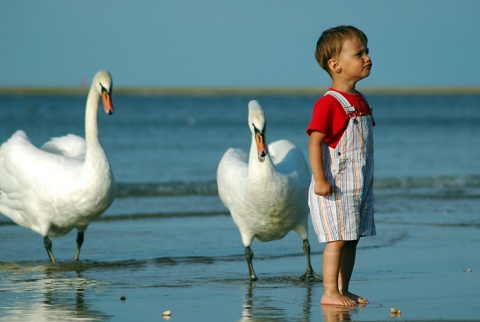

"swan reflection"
[0, 264, 110, 321]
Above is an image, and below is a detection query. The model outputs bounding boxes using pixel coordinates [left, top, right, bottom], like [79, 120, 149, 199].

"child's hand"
[314, 180, 334, 197]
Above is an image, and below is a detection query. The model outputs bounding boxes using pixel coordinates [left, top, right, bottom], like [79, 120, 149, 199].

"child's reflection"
[321, 304, 355, 322]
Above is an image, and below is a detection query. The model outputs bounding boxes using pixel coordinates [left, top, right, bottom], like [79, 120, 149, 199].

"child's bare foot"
[321, 293, 357, 306]
[343, 291, 368, 304]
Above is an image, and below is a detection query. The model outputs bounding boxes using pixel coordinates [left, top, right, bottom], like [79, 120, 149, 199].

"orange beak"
[255, 132, 268, 162]
[102, 90, 114, 115]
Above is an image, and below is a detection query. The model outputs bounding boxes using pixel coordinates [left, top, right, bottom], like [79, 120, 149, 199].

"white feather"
[41, 134, 86, 160]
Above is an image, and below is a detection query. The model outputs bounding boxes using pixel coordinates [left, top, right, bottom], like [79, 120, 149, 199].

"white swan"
[0, 70, 116, 264]
[217, 100, 321, 281]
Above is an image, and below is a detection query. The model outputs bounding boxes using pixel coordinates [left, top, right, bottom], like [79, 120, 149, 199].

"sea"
[0, 91, 479, 321]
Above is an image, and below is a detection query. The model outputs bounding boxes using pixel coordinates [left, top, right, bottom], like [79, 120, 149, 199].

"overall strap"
[324, 90, 356, 116]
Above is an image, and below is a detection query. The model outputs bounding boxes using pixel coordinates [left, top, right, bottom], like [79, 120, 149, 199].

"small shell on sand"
[390, 307, 401, 315]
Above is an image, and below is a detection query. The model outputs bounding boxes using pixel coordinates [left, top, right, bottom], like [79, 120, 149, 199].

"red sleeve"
[306, 95, 349, 148]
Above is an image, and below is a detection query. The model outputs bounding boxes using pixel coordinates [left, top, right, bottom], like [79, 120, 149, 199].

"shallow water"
[1, 210, 479, 321]
[0, 93, 480, 321]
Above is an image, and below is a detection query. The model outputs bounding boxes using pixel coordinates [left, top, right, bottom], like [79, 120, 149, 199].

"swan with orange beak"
[0, 70, 116, 263]
[217, 100, 321, 281]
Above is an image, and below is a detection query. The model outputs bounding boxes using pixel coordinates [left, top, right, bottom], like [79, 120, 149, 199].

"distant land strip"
[0, 86, 480, 96]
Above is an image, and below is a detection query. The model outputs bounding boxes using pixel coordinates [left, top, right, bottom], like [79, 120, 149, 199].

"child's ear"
[327, 59, 341, 74]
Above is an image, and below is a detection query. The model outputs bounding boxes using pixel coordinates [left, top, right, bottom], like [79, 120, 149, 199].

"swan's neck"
[84, 86, 106, 164]
[249, 135, 275, 180]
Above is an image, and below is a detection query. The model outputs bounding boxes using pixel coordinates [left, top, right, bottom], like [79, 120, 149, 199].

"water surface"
[0, 93, 479, 321]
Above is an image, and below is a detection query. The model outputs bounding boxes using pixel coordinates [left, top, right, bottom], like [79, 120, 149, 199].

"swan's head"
[248, 100, 268, 162]
[93, 70, 114, 115]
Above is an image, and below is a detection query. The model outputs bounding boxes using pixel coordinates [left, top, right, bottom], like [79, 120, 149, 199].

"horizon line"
[0, 86, 479, 96]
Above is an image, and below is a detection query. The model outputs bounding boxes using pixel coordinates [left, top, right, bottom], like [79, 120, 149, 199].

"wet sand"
[0, 213, 479, 321]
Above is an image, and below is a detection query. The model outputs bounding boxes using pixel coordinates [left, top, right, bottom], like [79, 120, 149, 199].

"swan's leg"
[43, 236, 57, 264]
[245, 246, 258, 281]
[74, 232, 84, 261]
[300, 239, 322, 282]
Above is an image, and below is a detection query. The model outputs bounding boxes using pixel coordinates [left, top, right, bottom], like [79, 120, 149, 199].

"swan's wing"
[217, 148, 248, 209]
[0, 132, 29, 225]
[0, 131, 82, 195]
[41, 134, 86, 160]
[269, 139, 311, 237]
[269, 139, 310, 180]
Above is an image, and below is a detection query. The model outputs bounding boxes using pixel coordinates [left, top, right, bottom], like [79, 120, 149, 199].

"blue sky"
[1, 1, 479, 89]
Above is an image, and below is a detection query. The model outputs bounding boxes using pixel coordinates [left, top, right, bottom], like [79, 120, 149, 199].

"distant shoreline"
[0, 86, 479, 96]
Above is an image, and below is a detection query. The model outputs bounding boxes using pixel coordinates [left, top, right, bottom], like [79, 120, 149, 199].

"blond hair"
[314, 25, 368, 76]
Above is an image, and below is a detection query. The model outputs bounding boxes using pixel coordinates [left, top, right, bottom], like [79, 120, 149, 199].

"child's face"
[336, 37, 372, 81]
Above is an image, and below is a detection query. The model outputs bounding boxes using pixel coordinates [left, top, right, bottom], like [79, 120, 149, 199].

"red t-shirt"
[306, 89, 373, 148]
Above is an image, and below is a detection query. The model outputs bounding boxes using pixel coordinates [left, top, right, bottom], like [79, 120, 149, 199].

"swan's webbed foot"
[245, 246, 258, 281]
[300, 239, 322, 282]
[43, 236, 57, 264]
[74, 231, 84, 261]
[300, 269, 323, 282]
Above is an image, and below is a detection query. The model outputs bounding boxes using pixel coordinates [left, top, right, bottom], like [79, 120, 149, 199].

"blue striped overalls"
[308, 91, 376, 243]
